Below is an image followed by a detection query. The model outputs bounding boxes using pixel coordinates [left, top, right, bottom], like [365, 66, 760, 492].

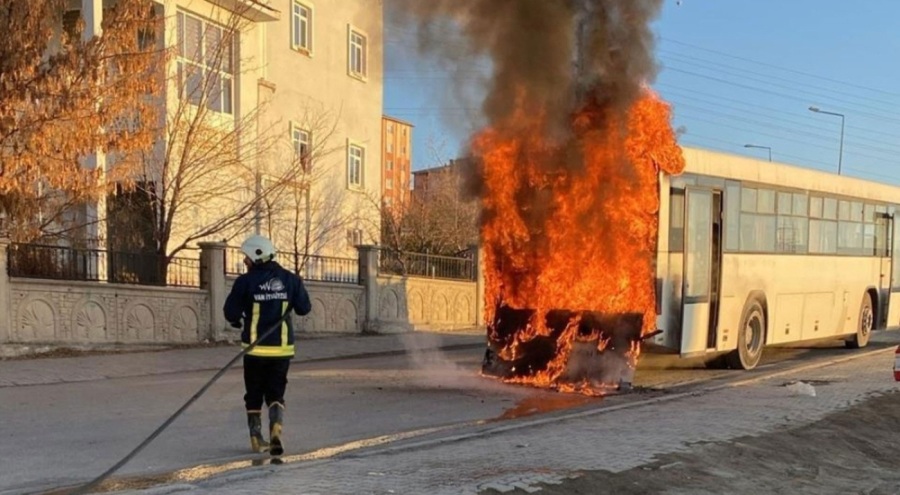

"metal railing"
[225, 246, 359, 284]
[377, 248, 475, 281]
[8, 243, 200, 288]
[224, 246, 247, 276]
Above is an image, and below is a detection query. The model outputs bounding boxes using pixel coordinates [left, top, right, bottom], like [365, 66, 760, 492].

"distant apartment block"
[381, 115, 413, 211]
[412, 158, 469, 199]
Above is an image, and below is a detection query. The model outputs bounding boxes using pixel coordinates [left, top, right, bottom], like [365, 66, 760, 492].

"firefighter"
[224, 235, 312, 455]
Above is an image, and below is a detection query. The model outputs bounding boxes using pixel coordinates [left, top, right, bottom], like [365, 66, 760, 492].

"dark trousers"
[243, 355, 291, 410]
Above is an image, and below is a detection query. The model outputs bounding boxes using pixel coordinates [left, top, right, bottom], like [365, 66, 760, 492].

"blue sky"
[383, 0, 900, 184]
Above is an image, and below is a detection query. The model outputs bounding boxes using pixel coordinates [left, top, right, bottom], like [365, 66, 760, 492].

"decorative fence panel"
[9, 279, 209, 344]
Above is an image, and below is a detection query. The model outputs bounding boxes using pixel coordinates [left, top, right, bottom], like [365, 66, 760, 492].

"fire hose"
[70, 308, 294, 495]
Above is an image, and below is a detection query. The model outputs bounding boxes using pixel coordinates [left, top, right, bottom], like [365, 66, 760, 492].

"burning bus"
[482, 144, 900, 394]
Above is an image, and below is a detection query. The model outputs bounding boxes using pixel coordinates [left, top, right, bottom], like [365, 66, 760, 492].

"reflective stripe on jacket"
[223, 261, 312, 358]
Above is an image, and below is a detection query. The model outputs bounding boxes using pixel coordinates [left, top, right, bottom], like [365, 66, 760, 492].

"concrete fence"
[0, 239, 483, 346]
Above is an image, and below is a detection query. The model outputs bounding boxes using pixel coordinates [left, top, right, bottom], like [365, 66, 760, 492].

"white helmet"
[241, 235, 276, 264]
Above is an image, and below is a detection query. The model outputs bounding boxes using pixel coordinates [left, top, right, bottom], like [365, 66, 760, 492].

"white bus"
[654, 147, 900, 369]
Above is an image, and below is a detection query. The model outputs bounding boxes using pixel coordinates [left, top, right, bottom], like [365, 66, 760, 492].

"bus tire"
[727, 298, 766, 370]
[846, 293, 873, 349]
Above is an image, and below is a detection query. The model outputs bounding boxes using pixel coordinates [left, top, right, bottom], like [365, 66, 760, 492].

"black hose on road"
[69, 309, 294, 495]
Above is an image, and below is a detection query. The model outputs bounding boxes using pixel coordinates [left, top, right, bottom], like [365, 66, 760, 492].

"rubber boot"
[268, 403, 285, 456]
[247, 411, 269, 453]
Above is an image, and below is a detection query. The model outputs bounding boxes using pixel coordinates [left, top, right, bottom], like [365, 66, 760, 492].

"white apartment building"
[74, 0, 383, 260]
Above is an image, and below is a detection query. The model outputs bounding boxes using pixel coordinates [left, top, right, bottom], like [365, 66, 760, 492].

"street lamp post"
[809, 106, 845, 175]
[744, 144, 772, 162]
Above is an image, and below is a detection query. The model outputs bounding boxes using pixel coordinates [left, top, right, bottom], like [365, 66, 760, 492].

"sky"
[383, 0, 900, 185]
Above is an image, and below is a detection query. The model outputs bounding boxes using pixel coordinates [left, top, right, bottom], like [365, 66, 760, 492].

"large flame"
[477, 91, 684, 394]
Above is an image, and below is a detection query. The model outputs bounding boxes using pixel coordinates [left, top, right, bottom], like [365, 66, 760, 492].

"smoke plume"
[391, 0, 663, 147]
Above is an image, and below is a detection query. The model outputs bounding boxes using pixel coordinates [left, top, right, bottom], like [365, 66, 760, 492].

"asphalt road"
[1, 333, 894, 495]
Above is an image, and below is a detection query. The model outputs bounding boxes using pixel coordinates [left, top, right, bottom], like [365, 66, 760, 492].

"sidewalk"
[0, 330, 485, 388]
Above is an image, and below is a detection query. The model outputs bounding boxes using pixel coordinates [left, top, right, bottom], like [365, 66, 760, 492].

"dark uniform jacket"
[223, 261, 312, 358]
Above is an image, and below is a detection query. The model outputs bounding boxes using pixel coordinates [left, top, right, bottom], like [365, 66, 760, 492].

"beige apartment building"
[381, 115, 413, 212]
[73, 0, 384, 261]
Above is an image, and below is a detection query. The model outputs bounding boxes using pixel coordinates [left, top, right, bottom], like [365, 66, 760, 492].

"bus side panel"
[802, 293, 836, 340]
[771, 294, 804, 344]
[718, 254, 879, 349]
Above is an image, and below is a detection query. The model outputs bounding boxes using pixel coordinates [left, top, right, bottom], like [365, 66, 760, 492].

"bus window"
[685, 191, 712, 299]
[777, 192, 792, 215]
[864, 224, 876, 253]
[741, 188, 757, 212]
[838, 221, 865, 255]
[810, 196, 823, 218]
[875, 205, 889, 256]
[757, 189, 776, 214]
[793, 193, 808, 216]
[839, 200, 852, 221]
[810, 219, 838, 254]
[823, 198, 838, 220]
[850, 201, 864, 222]
[777, 217, 808, 253]
[741, 214, 776, 252]
[669, 190, 685, 252]
[725, 181, 741, 251]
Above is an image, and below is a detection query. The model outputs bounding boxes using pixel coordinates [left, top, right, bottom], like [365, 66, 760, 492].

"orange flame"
[477, 91, 684, 393]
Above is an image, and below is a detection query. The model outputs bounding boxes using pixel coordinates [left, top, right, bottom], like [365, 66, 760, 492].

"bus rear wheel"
[846, 293, 873, 349]
[727, 299, 765, 370]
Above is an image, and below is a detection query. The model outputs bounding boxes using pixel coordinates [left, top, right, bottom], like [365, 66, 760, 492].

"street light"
[809, 106, 845, 175]
[744, 144, 772, 162]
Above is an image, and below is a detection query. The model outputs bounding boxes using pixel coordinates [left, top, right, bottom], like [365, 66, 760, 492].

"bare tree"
[108, 4, 281, 280]
[260, 104, 374, 271]
[0, 0, 161, 243]
[380, 138, 479, 257]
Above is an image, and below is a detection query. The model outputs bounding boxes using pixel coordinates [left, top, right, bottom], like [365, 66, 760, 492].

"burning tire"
[727, 298, 766, 370]
[846, 293, 873, 349]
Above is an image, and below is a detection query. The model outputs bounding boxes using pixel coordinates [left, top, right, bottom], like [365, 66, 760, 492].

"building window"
[386, 177, 393, 190]
[348, 228, 363, 247]
[348, 28, 367, 78]
[387, 141, 393, 153]
[386, 160, 393, 171]
[387, 123, 394, 134]
[177, 11, 235, 114]
[291, 124, 311, 170]
[291, 1, 312, 53]
[348, 144, 364, 188]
